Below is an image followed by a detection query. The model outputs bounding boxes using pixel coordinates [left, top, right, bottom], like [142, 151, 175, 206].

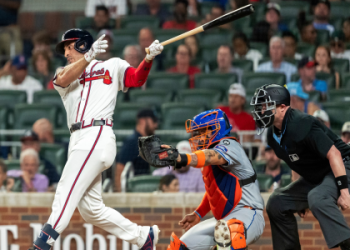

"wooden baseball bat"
[145, 4, 255, 54]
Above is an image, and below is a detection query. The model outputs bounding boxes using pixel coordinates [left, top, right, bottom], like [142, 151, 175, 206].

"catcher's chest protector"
[202, 137, 242, 220]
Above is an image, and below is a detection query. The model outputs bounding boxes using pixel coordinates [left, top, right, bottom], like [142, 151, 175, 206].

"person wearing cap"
[287, 82, 321, 115]
[313, 109, 330, 128]
[0, 55, 42, 103]
[288, 56, 328, 101]
[114, 109, 159, 192]
[218, 83, 255, 142]
[256, 36, 297, 83]
[282, 31, 302, 60]
[21, 130, 60, 188]
[330, 31, 350, 63]
[312, 0, 334, 35]
[162, 0, 197, 31]
[152, 140, 205, 192]
[96, 29, 113, 60]
[265, 3, 288, 33]
[216, 45, 243, 82]
[341, 122, 350, 145]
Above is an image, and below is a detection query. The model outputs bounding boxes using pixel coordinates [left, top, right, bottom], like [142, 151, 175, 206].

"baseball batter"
[139, 109, 265, 250]
[30, 29, 163, 250]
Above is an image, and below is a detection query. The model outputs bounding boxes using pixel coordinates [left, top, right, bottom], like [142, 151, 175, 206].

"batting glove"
[84, 34, 108, 63]
[146, 40, 163, 61]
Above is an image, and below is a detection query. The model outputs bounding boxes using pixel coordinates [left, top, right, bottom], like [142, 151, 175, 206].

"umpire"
[250, 84, 350, 250]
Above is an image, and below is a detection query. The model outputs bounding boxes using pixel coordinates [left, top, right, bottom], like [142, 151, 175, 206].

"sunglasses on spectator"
[330, 41, 344, 48]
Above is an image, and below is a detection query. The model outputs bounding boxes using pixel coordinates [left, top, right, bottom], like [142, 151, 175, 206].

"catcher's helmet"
[186, 109, 232, 152]
[250, 84, 290, 134]
[55, 29, 93, 55]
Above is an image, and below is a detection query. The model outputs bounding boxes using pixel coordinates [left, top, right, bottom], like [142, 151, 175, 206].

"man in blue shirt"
[114, 109, 158, 192]
[287, 57, 328, 101]
[312, 0, 334, 35]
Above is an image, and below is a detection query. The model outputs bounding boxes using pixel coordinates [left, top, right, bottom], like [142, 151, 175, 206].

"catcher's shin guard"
[32, 223, 59, 250]
[214, 219, 247, 250]
[167, 233, 190, 250]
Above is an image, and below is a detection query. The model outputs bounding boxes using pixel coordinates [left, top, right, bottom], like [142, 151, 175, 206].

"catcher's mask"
[250, 84, 290, 135]
[185, 109, 232, 152]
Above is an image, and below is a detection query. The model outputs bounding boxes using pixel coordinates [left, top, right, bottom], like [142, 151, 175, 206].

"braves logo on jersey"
[80, 68, 113, 85]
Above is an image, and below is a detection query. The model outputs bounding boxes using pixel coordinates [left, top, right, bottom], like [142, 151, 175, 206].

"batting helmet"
[250, 84, 290, 134]
[186, 109, 232, 152]
[55, 29, 93, 55]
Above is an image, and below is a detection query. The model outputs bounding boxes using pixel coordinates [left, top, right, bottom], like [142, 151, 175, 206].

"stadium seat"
[284, 58, 300, 68]
[279, 1, 308, 20]
[257, 173, 274, 192]
[242, 72, 286, 90]
[296, 43, 315, 57]
[250, 42, 268, 57]
[200, 2, 217, 16]
[14, 104, 58, 129]
[280, 174, 292, 187]
[252, 2, 265, 22]
[232, 59, 254, 72]
[330, 2, 350, 18]
[111, 30, 138, 54]
[40, 143, 67, 174]
[146, 73, 189, 92]
[194, 73, 238, 98]
[232, 16, 251, 31]
[0, 107, 9, 130]
[316, 30, 330, 45]
[113, 103, 150, 129]
[129, 89, 173, 110]
[0, 90, 27, 110]
[53, 130, 70, 144]
[161, 103, 205, 130]
[330, 17, 343, 31]
[177, 89, 222, 109]
[290, 72, 335, 89]
[127, 175, 162, 192]
[120, 16, 160, 29]
[322, 102, 350, 130]
[329, 89, 350, 102]
[75, 17, 115, 29]
[341, 73, 350, 89]
[154, 30, 183, 49]
[201, 46, 218, 62]
[4, 160, 20, 171]
[333, 58, 349, 73]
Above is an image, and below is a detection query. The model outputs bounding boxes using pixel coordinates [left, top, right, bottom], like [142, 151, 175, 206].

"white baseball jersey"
[53, 58, 130, 128]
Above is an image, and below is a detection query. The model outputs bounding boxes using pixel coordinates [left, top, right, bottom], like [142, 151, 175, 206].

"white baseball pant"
[45, 126, 149, 247]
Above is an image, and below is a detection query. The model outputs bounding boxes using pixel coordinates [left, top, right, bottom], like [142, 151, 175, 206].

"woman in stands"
[31, 50, 55, 89]
[159, 174, 179, 193]
[315, 45, 340, 89]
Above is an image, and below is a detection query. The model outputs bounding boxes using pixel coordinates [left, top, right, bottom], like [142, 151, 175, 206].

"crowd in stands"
[1, 0, 350, 193]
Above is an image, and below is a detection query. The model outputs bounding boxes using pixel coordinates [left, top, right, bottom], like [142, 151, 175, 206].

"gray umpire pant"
[266, 161, 350, 249]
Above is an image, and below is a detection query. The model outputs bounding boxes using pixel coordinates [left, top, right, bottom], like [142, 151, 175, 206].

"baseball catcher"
[139, 109, 265, 250]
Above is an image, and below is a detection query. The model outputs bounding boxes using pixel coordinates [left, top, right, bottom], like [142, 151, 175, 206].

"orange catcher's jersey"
[53, 58, 130, 128]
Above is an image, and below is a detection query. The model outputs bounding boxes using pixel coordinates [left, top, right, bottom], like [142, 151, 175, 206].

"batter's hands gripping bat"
[145, 4, 254, 54]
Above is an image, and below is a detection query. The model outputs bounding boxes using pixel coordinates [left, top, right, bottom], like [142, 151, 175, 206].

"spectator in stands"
[313, 109, 330, 128]
[163, 0, 196, 31]
[257, 146, 289, 191]
[0, 55, 42, 103]
[341, 122, 350, 145]
[153, 140, 205, 192]
[96, 29, 113, 61]
[299, 21, 317, 45]
[216, 45, 243, 82]
[32, 118, 54, 144]
[315, 45, 340, 89]
[251, 20, 272, 46]
[167, 44, 201, 88]
[135, 0, 170, 26]
[31, 50, 54, 89]
[159, 174, 179, 193]
[0, 0, 22, 56]
[312, 0, 334, 35]
[7, 148, 49, 192]
[287, 57, 328, 101]
[218, 83, 255, 142]
[330, 31, 350, 62]
[342, 17, 350, 43]
[123, 45, 142, 68]
[282, 31, 302, 60]
[85, 0, 127, 19]
[32, 31, 52, 57]
[200, 5, 230, 30]
[139, 28, 154, 59]
[20, 130, 60, 188]
[0, 160, 8, 192]
[89, 5, 111, 32]
[287, 83, 321, 115]
[265, 3, 287, 33]
[256, 36, 297, 82]
[184, 36, 199, 61]
[115, 109, 158, 192]
[232, 32, 263, 71]
[229, 0, 249, 11]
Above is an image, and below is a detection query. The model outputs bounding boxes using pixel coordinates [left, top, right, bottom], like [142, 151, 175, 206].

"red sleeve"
[246, 113, 256, 130]
[124, 59, 153, 88]
[195, 192, 211, 219]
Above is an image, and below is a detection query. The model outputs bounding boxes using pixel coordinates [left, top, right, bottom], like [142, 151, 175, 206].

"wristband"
[335, 175, 348, 191]
[175, 154, 191, 169]
[193, 150, 206, 168]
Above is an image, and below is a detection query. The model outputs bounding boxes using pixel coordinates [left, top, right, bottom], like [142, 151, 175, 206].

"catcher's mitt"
[138, 135, 179, 168]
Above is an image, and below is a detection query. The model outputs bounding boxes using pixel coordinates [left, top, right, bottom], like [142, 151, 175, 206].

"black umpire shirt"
[267, 108, 350, 184]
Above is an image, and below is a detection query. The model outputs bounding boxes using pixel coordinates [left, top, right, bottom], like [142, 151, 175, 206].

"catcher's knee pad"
[214, 219, 246, 250]
[167, 233, 190, 250]
[33, 223, 59, 250]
